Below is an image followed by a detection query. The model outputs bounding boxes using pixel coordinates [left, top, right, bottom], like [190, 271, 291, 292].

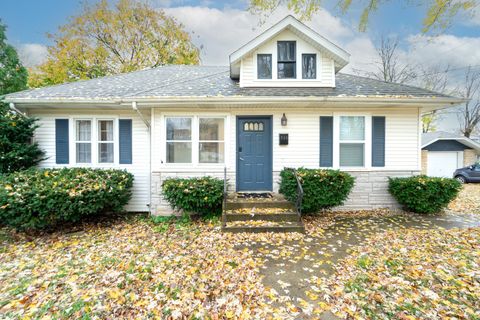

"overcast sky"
[2, 0, 480, 133]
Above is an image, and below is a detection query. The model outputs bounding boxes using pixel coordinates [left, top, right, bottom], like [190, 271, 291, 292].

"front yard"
[1, 185, 480, 319]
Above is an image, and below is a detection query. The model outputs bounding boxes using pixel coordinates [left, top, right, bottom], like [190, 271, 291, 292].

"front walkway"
[241, 211, 480, 318]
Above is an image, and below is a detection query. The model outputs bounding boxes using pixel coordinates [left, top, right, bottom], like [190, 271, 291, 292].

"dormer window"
[277, 41, 296, 79]
[257, 54, 272, 79]
[302, 54, 316, 79]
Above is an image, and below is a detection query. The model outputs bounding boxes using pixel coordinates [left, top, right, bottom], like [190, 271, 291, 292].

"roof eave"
[5, 96, 466, 107]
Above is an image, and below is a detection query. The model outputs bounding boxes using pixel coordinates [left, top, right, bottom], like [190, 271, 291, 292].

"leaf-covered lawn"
[0, 216, 287, 319]
[449, 184, 480, 214]
[323, 227, 480, 319]
[1, 212, 479, 319]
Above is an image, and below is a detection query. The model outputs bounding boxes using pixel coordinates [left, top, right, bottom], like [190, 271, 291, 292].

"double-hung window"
[277, 41, 296, 79]
[98, 120, 114, 163]
[339, 116, 365, 167]
[76, 120, 92, 163]
[166, 117, 192, 163]
[199, 118, 225, 163]
[257, 54, 272, 79]
[75, 119, 116, 164]
[165, 116, 225, 164]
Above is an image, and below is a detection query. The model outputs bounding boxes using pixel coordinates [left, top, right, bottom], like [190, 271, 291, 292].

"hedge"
[0, 168, 134, 230]
[388, 175, 461, 214]
[161, 177, 224, 216]
[279, 168, 355, 214]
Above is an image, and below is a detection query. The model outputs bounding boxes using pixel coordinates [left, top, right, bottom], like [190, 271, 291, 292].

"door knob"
[239, 157, 245, 161]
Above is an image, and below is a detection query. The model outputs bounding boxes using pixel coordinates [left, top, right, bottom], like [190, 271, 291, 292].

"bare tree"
[356, 36, 417, 84]
[457, 67, 480, 138]
[418, 65, 451, 133]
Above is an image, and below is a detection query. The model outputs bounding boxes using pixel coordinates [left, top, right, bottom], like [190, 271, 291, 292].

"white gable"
[229, 15, 350, 86]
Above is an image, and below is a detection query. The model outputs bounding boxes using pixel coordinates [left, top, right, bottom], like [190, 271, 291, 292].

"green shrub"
[388, 175, 461, 214]
[0, 104, 45, 173]
[279, 168, 355, 214]
[161, 177, 224, 216]
[0, 168, 134, 229]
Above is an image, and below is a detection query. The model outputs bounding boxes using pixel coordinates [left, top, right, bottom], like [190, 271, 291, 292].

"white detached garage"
[422, 132, 480, 178]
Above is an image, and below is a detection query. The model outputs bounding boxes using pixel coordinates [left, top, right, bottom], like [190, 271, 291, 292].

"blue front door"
[237, 116, 273, 191]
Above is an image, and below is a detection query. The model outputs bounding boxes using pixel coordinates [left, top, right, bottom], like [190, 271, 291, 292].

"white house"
[4, 16, 464, 215]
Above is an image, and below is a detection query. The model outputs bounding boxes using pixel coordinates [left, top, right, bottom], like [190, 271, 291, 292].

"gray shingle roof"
[4, 65, 456, 101]
[422, 132, 480, 153]
[422, 131, 461, 146]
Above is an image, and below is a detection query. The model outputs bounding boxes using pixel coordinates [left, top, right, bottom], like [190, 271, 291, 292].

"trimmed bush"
[279, 168, 355, 214]
[388, 175, 461, 214]
[0, 168, 134, 229]
[161, 177, 224, 216]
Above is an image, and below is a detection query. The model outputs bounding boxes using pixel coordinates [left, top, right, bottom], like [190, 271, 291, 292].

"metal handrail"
[221, 166, 227, 228]
[291, 168, 304, 217]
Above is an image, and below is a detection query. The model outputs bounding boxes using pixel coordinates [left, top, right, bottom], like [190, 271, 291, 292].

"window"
[339, 116, 365, 167]
[98, 120, 114, 163]
[243, 121, 264, 131]
[76, 120, 92, 163]
[277, 41, 296, 79]
[199, 118, 224, 163]
[302, 54, 316, 79]
[166, 117, 192, 163]
[257, 54, 272, 79]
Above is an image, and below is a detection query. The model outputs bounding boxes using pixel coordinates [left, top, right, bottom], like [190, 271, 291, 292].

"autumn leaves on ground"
[1, 186, 480, 319]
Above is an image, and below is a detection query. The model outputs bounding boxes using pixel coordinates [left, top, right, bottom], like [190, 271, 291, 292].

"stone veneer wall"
[464, 149, 479, 166]
[421, 150, 428, 174]
[151, 170, 419, 215]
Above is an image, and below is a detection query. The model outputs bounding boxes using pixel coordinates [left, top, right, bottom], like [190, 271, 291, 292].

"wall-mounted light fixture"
[281, 113, 287, 126]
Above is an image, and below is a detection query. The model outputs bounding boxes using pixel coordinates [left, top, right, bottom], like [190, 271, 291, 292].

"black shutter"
[372, 116, 386, 167]
[320, 116, 333, 167]
[119, 119, 133, 164]
[55, 119, 69, 164]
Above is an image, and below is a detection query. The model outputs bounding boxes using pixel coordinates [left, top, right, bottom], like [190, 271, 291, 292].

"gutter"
[131, 101, 152, 215]
[5, 96, 467, 106]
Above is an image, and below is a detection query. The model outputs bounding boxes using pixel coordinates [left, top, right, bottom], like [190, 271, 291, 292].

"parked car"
[454, 163, 480, 183]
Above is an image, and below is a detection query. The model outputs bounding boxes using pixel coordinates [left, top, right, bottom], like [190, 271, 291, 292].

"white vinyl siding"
[152, 107, 420, 175]
[27, 108, 150, 212]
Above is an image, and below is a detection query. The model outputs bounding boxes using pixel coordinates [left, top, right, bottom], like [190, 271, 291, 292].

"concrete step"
[224, 212, 300, 222]
[225, 200, 295, 210]
[222, 220, 305, 233]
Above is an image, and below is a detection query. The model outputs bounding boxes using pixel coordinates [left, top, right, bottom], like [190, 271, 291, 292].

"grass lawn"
[0, 209, 479, 319]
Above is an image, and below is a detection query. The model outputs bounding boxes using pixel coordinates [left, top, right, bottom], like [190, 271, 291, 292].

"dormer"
[229, 15, 350, 88]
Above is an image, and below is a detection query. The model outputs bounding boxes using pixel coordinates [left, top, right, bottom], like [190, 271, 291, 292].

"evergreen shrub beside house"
[279, 168, 355, 214]
[0, 168, 134, 230]
[388, 175, 461, 214]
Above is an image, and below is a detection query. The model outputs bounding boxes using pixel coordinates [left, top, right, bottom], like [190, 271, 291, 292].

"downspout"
[132, 101, 152, 215]
[9, 103, 28, 118]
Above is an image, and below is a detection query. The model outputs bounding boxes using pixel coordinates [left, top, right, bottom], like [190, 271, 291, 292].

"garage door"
[427, 152, 463, 178]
